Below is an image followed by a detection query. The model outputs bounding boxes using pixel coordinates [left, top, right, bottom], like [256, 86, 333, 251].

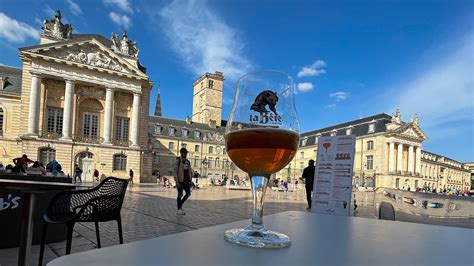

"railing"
[73, 135, 104, 144]
[39, 132, 62, 140]
[112, 139, 132, 147]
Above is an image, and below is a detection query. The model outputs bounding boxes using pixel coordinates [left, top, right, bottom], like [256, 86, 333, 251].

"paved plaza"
[1, 184, 472, 266]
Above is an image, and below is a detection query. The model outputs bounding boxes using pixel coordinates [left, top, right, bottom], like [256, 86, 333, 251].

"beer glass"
[224, 70, 299, 248]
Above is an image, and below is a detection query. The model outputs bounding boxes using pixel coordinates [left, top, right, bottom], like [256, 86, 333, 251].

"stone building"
[0, 11, 152, 182]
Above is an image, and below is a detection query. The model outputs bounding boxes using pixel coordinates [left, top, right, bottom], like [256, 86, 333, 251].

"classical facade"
[0, 11, 152, 182]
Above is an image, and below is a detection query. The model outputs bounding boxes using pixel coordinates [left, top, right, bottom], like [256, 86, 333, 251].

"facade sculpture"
[42, 10, 73, 40]
[111, 32, 139, 58]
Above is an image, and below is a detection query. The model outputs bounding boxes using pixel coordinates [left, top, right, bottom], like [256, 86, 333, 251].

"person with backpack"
[74, 164, 83, 183]
[174, 147, 193, 215]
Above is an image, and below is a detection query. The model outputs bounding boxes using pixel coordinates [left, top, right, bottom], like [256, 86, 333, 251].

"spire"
[154, 82, 162, 117]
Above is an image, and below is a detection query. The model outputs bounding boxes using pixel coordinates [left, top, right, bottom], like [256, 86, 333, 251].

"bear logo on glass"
[250, 90, 279, 115]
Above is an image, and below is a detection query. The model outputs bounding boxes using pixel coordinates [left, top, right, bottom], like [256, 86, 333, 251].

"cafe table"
[0, 179, 89, 266]
[47, 210, 473, 266]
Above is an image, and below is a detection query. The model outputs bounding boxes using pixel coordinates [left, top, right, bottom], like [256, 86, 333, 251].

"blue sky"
[0, 0, 473, 162]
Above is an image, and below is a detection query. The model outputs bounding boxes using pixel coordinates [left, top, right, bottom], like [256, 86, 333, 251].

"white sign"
[312, 135, 356, 216]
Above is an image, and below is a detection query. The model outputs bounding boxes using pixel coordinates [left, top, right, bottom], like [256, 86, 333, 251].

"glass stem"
[250, 175, 270, 229]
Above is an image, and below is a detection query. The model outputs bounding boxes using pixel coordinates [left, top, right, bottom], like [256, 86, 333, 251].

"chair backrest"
[96, 177, 128, 197]
[378, 201, 396, 221]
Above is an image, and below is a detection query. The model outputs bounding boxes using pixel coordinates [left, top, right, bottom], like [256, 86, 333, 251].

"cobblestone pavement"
[0, 185, 471, 266]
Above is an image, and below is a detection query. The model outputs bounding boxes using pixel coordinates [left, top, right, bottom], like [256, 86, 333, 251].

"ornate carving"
[42, 10, 73, 40]
[76, 86, 105, 99]
[391, 109, 402, 124]
[62, 49, 123, 71]
[411, 113, 419, 126]
[111, 31, 139, 58]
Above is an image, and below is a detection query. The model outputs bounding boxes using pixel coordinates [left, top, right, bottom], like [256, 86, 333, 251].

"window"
[169, 127, 175, 136]
[47, 107, 63, 134]
[155, 125, 162, 134]
[301, 137, 308, 146]
[195, 145, 200, 152]
[208, 157, 214, 168]
[194, 131, 201, 139]
[223, 159, 227, 169]
[366, 155, 374, 170]
[168, 142, 175, 150]
[209, 80, 214, 88]
[215, 158, 220, 168]
[182, 129, 188, 137]
[299, 162, 304, 169]
[330, 129, 337, 136]
[209, 146, 214, 154]
[194, 156, 199, 167]
[346, 127, 353, 135]
[300, 151, 304, 159]
[0, 108, 3, 135]
[368, 122, 375, 133]
[39, 148, 55, 166]
[83, 112, 99, 137]
[115, 117, 129, 141]
[223, 148, 227, 155]
[113, 154, 127, 171]
[366, 141, 374, 150]
[395, 178, 400, 189]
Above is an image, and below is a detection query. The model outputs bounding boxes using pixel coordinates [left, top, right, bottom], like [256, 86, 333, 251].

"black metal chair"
[38, 177, 128, 265]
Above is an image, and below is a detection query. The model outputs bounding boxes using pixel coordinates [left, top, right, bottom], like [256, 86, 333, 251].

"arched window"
[113, 154, 127, 171]
[0, 107, 4, 136]
[39, 148, 56, 166]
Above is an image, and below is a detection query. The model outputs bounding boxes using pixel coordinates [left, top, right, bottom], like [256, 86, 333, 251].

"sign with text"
[312, 135, 356, 216]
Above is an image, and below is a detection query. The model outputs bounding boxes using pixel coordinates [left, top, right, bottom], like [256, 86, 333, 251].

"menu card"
[311, 135, 356, 216]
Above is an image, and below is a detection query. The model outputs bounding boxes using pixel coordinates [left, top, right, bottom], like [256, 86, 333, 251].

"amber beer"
[225, 128, 299, 175]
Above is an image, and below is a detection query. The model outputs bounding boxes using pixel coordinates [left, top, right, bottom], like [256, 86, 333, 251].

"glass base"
[224, 225, 291, 248]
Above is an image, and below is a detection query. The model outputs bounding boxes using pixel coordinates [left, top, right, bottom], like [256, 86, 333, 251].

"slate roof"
[0, 65, 22, 94]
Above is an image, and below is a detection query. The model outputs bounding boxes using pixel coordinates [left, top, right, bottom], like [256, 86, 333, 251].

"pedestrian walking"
[302, 159, 315, 211]
[93, 169, 99, 182]
[174, 147, 193, 215]
[129, 169, 134, 187]
[74, 164, 82, 183]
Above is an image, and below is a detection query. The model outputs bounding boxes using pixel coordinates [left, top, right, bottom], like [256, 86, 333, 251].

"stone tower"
[192, 71, 224, 126]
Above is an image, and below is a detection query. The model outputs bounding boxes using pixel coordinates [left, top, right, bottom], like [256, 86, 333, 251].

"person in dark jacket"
[302, 160, 315, 210]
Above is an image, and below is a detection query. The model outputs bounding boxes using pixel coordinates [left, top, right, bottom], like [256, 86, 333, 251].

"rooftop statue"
[391, 109, 402, 124]
[111, 31, 139, 58]
[42, 10, 73, 40]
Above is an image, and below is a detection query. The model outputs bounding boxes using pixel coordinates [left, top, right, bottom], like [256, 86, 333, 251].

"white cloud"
[67, 0, 83, 16]
[103, 0, 134, 14]
[44, 5, 55, 17]
[158, 0, 251, 80]
[297, 60, 327, 78]
[330, 91, 348, 101]
[109, 12, 132, 29]
[391, 35, 474, 129]
[297, 82, 314, 92]
[0, 12, 39, 43]
[325, 104, 336, 109]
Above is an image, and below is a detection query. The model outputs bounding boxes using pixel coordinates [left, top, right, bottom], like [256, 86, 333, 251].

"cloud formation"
[297, 82, 314, 92]
[67, 0, 83, 16]
[297, 60, 327, 78]
[0, 12, 38, 43]
[158, 0, 251, 80]
[109, 12, 131, 29]
[103, 0, 134, 14]
[391, 35, 474, 129]
[329, 91, 348, 101]
[325, 104, 336, 109]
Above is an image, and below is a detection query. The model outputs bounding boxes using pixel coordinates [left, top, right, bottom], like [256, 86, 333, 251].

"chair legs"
[38, 221, 48, 266]
[95, 221, 101, 248]
[117, 217, 124, 244]
[65, 223, 74, 255]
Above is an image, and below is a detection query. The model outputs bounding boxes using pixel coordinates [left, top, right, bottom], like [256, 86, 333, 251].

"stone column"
[408, 145, 414, 174]
[397, 143, 403, 172]
[415, 146, 421, 175]
[388, 142, 395, 172]
[103, 87, 114, 144]
[130, 92, 141, 147]
[61, 79, 75, 140]
[27, 72, 41, 136]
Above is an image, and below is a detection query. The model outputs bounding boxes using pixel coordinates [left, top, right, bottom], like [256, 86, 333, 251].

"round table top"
[0, 178, 91, 192]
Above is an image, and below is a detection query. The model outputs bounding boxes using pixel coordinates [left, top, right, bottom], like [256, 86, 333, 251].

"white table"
[0, 179, 89, 266]
[48, 211, 474, 266]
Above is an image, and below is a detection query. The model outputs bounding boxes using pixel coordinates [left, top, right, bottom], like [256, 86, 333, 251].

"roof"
[0, 65, 22, 94]
[299, 113, 392, 147]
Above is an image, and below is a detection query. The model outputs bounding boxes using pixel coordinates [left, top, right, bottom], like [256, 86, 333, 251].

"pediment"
[22, 40, 146, 77]
[398, 124, 428, 141]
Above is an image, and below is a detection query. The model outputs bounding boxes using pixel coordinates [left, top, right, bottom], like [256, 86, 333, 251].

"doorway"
[77, 152, 94, 182]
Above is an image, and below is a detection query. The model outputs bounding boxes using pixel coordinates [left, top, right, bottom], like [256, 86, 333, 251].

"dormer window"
[330, 129, 337, 136]
[368, 121, 376, 133]
[182, 129, 189, 137]
[155, 125, 162, 134]
[315, 134, 321, 144]
[169, 127, 175, 136]
[301, 137, 308, 146]
[346, 126, 353, 135]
